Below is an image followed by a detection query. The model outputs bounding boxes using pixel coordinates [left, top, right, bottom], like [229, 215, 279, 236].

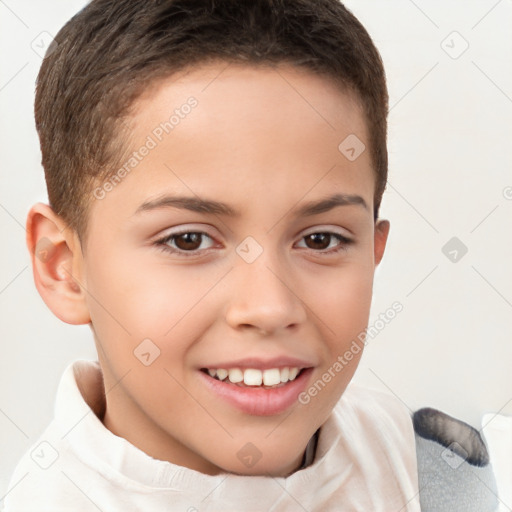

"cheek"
[84, 250, 227, 357]
[307, 260, 374, 339]
[298, 264, 373, 422]
[120, 263, 228, 338]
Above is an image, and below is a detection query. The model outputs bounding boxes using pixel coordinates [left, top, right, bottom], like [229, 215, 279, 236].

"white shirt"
[4, 360, 420, 511]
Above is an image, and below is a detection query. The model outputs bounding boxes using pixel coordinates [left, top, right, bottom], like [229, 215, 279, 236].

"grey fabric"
[415, 434, 499, 511]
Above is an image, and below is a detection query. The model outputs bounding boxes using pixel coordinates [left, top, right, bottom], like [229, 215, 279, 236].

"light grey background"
[1, 0, 511, 501]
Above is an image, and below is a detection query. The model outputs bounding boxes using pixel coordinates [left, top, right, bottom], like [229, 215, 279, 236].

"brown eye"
[296, 231, 352, 254]
[304, 233, 332, 250]
[173, 232, 204, 251]
[156, 231, 215, 256]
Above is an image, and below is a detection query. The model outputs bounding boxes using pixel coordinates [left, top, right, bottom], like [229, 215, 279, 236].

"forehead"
[88, 62, 373, 231]
[131, 61, 367, 144]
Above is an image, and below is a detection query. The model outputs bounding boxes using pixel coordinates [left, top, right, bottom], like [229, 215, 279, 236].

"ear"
[26, 202, 91, 325]
[374, 219, 390, 267]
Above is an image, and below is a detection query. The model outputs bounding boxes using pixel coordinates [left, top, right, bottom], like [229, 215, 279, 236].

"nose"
[224, 253, 307, 336]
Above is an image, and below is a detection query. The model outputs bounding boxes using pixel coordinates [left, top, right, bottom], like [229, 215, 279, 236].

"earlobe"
[26, 203, 91, 325]
[374, 219, 390, 267]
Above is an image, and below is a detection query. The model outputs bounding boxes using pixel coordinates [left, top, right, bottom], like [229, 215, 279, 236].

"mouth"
[200, 366, 305, 388]
[198, 365, 314, 416]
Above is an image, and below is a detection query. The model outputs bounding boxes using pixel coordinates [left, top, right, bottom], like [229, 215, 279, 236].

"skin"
[27, 62, 389, 477]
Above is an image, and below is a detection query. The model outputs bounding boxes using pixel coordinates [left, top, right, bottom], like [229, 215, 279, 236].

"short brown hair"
[35, 0, 388, 247]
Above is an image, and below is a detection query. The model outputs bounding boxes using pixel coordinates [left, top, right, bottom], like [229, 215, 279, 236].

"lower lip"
[198, 368, 313, 416]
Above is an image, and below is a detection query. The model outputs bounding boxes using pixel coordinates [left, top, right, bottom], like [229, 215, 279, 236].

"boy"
[5, 0, 420, 509]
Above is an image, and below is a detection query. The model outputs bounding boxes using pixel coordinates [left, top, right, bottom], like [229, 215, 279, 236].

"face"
[66, 62, 388, 476]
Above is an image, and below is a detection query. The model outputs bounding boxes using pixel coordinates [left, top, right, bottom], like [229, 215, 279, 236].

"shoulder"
[335, 382, 414, 434]
[316, 383, 420, 508]
[3, 425, 83, 511]
[4, 416, 112, 511]
[330, 383, 418, 476]
[333, 383, 416, 462]
[3, 360, 107, 511]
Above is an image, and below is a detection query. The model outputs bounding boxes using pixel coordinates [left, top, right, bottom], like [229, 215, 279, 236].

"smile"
[202, 367, 302, 387]
[199, 366, 314, 416]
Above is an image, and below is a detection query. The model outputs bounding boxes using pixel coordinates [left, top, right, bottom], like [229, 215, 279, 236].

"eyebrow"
[133, 193, 368, 218]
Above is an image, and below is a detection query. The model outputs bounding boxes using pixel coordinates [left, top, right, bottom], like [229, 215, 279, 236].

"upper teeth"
[207, 367, 300, 386]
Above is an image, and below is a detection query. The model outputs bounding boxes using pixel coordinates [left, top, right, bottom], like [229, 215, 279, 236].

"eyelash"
[154, 230, 353, 258]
